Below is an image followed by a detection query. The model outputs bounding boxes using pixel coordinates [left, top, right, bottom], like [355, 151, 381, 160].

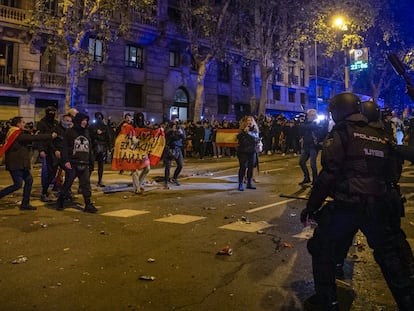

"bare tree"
[29, 0, 155, 111]
[178, 0, 239, 122]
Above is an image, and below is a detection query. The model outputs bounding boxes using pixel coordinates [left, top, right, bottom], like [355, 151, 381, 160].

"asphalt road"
[0, 154, 413, 311]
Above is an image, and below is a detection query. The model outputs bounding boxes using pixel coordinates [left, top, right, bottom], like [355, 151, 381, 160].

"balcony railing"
[0, 69, 66, 89]
[0, 68, 31, 87]
[35, 71, 66, 88]
[0, 5, 28, 24]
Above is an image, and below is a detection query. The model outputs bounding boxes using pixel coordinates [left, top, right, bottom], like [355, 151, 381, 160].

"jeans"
[299, 146, 318, 182]
[237, 151, 255, 184]
[0, 169, 33, 208]
[164, 148, 183, 183]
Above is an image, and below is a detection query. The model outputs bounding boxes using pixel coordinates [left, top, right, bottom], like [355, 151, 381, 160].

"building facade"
[0, 0, 310, 124]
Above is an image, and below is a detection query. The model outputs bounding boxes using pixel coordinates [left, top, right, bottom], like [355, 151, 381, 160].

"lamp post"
[314, 40, 318, 112]
[332, 17, 350, 91]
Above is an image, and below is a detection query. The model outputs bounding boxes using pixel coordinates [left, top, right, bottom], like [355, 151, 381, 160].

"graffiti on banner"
[112, 125, 165, 171]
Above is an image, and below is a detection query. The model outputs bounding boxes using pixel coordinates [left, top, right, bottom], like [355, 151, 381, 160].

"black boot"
[84, 203, 98, 213]
[304, 294, 339, 311]
[246, 179, 256, 189]
[56, 196, 65, 211]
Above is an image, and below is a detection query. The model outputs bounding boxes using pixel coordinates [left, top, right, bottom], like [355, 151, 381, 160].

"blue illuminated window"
[125, 45, 144, 69]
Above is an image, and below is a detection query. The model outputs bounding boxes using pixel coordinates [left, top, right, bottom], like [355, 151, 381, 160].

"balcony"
[0, 69, 66, 89]
[0, 68, 31, 87]
[0, 5, 28, 25]
[288, 74, 299, 85]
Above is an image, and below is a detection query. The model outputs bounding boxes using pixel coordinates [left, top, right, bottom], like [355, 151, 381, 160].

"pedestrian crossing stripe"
[101, 209, 150, 217]
[154, 214, 206, 224]
[219, 221, 272, 233]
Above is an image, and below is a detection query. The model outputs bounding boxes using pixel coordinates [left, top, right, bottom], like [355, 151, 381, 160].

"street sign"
[349, 48, 369, 71]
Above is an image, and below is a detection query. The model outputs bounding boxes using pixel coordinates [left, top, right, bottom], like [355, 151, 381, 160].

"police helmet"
[360, 100, 380, 122]
[329, 93, 361, 123]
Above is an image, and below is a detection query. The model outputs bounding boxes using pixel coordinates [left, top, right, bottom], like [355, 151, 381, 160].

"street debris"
[216, 246, 233, 256]
[241, 216, 250, 224]
[40, 223, 48, 228]
[204, 207, 217, 210]
[290, 213, 297, 217]
[226, 203, 236, 207]
[147, 258, 155, 263]
[292, 225, 314, 239]
[12, 255, 28, 264]
[273, 238, 293, 251]
[409, 221, 414, 227]
[257, 230, 265, 234]
[63, 248, 70, 252]
[139, 275, 156, 281]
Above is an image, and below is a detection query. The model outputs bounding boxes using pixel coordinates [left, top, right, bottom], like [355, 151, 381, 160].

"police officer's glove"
[300, 203, 319, 224]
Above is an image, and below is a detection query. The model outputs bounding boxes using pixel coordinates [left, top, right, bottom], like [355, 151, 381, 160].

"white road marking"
[213, 168, 284, 180]
[246, 199, 296, 213]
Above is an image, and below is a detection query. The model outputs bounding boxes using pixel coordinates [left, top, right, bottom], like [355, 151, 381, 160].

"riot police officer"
[301, 93, 414, 310]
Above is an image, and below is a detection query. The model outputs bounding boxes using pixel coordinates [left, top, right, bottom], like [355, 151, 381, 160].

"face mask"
[61, 120, 71, 129]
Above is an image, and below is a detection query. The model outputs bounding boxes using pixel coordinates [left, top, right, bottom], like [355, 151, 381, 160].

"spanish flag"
[112, 124, 166, 171]
[0, 126, 21, 163]
[215, 129, 239, 147]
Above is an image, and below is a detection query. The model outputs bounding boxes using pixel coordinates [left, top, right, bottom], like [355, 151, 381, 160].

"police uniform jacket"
[307, 113, 391, 210]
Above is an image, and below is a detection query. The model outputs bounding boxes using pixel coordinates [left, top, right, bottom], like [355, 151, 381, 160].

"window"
[43, 0, 58, 15]
[218, 62, 230, 83]
[125, 83, 143, 108]
[88, 38, 103, 62]
[125, 45, 144, 69]
[288, 89, 296, 103]
[169, 51, 180, 67]
[217, 95, 230, 114]
[299, 44, 305, 61]
[300, 93, 306, 105]
[300, 68, 305, 87]
[88, 79, 103, 105]
[40, 48, 56, 73]
[273, 88, 281, 101]
[241, 65, 250, 87]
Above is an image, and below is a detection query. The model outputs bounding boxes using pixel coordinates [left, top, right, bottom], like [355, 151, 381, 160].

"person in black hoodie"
[56, 113, 97, 213]
[37, 106, 59, 202]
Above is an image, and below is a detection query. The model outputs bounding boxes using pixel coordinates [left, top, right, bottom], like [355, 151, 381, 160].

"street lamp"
[332, 16, 350, 91]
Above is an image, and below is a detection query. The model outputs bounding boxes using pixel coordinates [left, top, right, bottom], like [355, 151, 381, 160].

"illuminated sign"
[349, 48, 369, 71]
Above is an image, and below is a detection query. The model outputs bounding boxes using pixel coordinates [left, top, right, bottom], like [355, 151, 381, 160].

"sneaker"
[40, 194, 50, 202]
[84, 204, 98, 213]
[20, 205, 37, 211]
[163, 184, 170, 190]
[171, 179, 180, 186]
[304, 294, 339, 311]
[238, 183, 244, 191]
[97, 183, 105, 187]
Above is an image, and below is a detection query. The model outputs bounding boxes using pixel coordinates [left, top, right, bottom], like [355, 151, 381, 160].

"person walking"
[163, 121, 185, 189]
[90, 112, 111, 187]
[298, 109, 321, 185]
[236, 115, 259, 191]
[37, 106, 59, 202]
[300, 93, 414, 311]
[131, 112, 151, 194]
[0, 116, 56, 210]
[56, 113, 97, 213]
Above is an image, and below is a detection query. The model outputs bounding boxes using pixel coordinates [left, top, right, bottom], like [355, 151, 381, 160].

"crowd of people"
[1, 92, 414, 309]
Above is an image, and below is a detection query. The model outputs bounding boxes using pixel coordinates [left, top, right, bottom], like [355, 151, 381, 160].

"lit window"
[125, 45, 144, 69]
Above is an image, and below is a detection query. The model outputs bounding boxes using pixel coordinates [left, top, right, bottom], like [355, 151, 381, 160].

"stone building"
[0, 0, 309, 124]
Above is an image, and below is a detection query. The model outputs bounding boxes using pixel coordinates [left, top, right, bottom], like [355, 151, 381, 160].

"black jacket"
[4, 130, 51, 171]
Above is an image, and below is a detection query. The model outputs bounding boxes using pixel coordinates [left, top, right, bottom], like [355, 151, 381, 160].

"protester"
[56, 113, 97, 213]
[131, 112, 151, 194]
[236, 115, 259, 191]
[37, 106, 59, 202]
[164, 120, 186, 189]
[0, 116, 56, 210]
[90, 112, 111, 187]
